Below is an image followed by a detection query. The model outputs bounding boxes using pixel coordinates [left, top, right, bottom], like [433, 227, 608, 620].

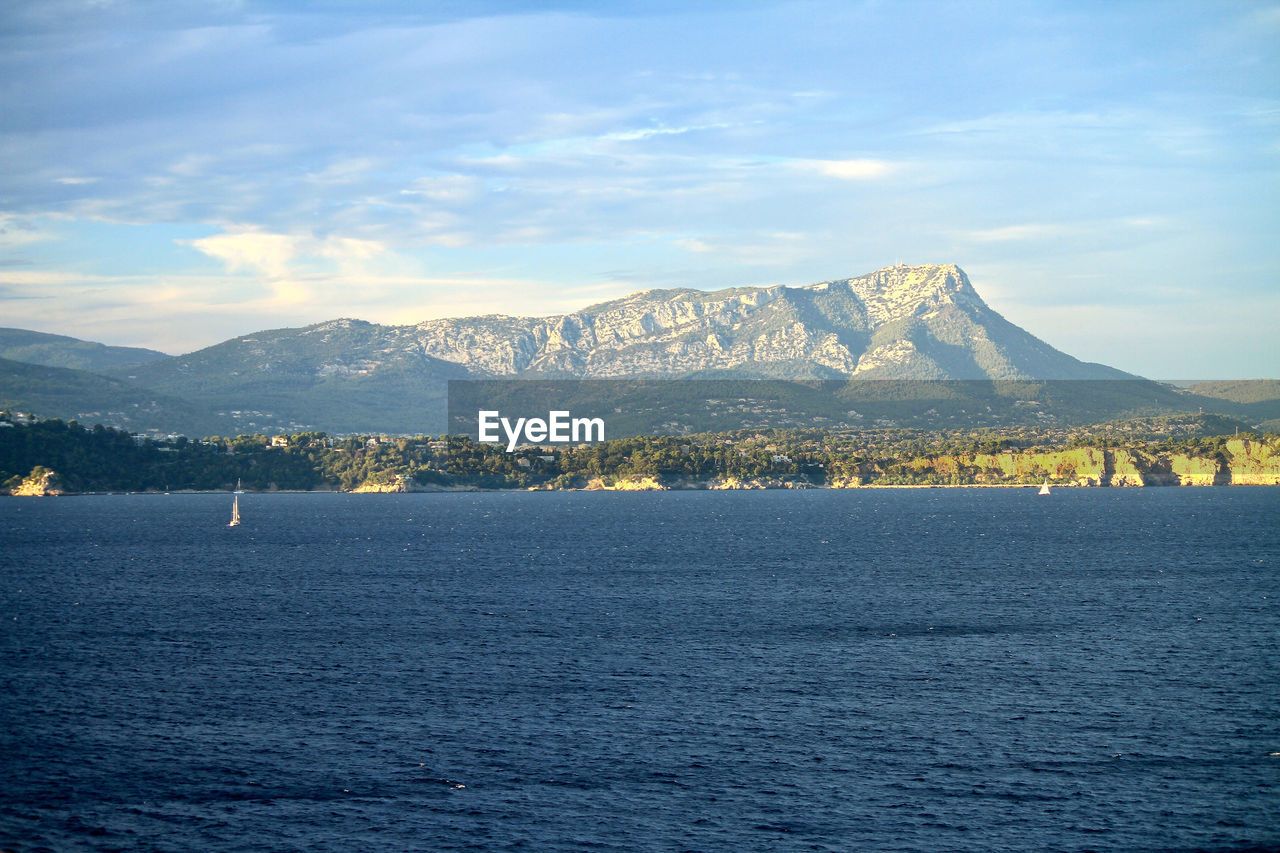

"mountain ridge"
[0, 327, 170, 371]
[6, 263, 1263, 436]
[399, 264, 1134, 381]
[0, 356, 228, 436]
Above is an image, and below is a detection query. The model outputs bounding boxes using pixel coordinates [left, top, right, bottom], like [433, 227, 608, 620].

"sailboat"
[229, 495, 241, 526]
[1038, 479, 1051, 495]
[234, 478, 245, 494]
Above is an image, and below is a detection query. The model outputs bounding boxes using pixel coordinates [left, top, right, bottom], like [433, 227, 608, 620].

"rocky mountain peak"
[809, 263, 985, 327]
[384, 262, 1111, 380]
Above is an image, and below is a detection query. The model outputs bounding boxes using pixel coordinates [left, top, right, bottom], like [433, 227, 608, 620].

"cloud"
[187, 229, 299, 279]
[305, 158, 378, 185]
[797, 159, 898, 180]
[0, 214, 56, 249]
[922, 110, 1126, 136]
[268, 278, 312, 306]
[400, 176, 479, 203]
[318, 236, 385, 262]
[963, 224, 1066, 243]
[952, 216, 1183, 255]
[0, 267, 259, 351]
[184, 228, 315, 306]
[674, 237, 713, 253]
[182, 228, 396, 306]
[0, 262, 588, 353]
[598, 123, 729, 143]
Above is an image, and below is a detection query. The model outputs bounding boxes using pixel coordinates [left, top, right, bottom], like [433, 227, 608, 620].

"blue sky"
[1, 0, 1277, 377]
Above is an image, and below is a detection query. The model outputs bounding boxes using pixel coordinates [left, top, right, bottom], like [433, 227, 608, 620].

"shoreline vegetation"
[3, 411, 1278, 496]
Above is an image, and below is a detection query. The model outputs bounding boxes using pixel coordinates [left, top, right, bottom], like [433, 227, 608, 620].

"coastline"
[8, 480, 1277, 497]
[6, 432, 1278, 496]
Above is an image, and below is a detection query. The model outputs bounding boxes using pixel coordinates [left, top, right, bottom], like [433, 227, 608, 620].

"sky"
[1, 0, 1277, 377]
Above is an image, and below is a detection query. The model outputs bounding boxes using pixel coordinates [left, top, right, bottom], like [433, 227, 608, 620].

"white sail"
[1038, 480, 1051, 495]
[229, 495, 241, 526]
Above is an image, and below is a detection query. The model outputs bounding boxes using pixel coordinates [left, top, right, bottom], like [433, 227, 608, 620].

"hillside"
[109, 319, 473, 435]
[0, 327, 170, 371]
[1183, 380, 1280, 431]
[0, 357, 228, 436]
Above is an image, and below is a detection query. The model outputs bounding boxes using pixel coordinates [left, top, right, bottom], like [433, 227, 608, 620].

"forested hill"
[0, 327, 169, 371]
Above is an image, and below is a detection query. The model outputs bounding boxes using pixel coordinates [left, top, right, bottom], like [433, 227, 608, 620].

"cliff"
[1219, 438, 1280, 485]
[540, 439, 1280, 490]
[583, 476, 667, 491]
[8, 466, 64, 496]
[351, 480, 412, 493]
[848, 438, 1280, 487]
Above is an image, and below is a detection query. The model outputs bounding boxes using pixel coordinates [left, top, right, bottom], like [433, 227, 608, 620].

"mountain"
[108, 318, 472, 435]
[1182, 380, 1280, 431]
[408, 264, 1132, 380]
[0, 357, 230, 436]
[0, 327, 170, 371]
[1184, 379, 1280, 406]
[90, 263, 1149, 434]
[3, 263, 1260, 436]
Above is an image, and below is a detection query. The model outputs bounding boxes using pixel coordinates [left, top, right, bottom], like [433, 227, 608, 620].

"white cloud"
[677, 230, 817, 269]
[599, 123, 728, 143]
[182, 229, 397, 307]
[318, 236, 385, 262]
[399, 176, 479, 203]
[456, 153, 526, 171]
[963, 224, 1066, 243]
[922, 110, 1124, 136]
[0, 263, 588, 353]
[0, 214, 56, 249]
[305, 158, 378, 185]
[797, 159, 897, 180]
[167, 154, 217, 177]
[187, 229, 299, 279]
[675, 237, 713, 253]
[1241, 4, 1280, 32]
[0, 267, 267, 352]
[954, 217, 1183, 251]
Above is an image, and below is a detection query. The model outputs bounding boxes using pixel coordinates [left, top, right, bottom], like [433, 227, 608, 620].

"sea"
[2, 487, 1278, 853]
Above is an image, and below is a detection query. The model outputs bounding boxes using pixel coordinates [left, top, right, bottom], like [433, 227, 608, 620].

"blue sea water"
[1, 487, 1278, 852]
